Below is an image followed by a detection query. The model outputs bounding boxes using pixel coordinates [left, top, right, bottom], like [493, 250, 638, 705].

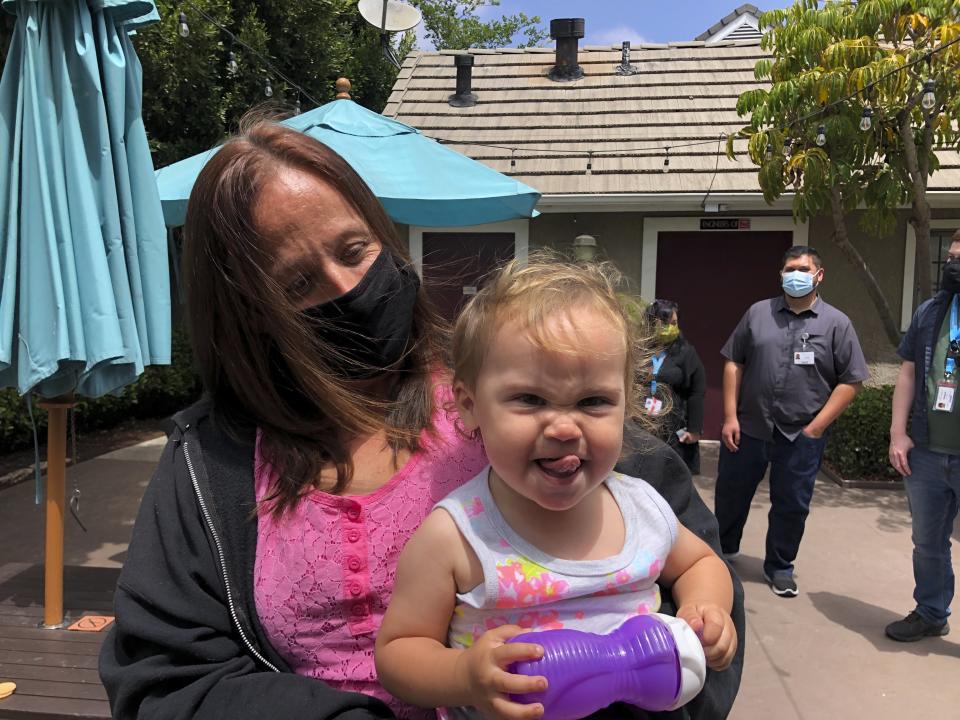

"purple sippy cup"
[507, 613, 706, 720]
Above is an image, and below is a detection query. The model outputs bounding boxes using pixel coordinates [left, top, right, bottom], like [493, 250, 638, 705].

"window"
[931, 228, 958, 291]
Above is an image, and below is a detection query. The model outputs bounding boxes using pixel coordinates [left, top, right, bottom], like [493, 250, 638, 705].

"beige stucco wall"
[526, 209, 926, 376]
[807, 211, 907, 368]
[529, 212, 646, 294]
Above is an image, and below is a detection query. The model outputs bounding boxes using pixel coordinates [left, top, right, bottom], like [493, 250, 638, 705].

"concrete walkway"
[0, 436, 957, 718]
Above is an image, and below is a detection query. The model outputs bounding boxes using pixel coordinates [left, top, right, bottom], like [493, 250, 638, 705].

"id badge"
[794, 350, 815, 365]
[934, 381, 956, 413]
[644, 397, 663, 415]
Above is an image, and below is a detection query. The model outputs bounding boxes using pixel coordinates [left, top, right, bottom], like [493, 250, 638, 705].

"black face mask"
[942, 260, 960, 294]
[303, 249, 420, 379]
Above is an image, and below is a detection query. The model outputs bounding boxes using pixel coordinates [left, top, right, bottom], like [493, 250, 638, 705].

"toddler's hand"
[676, 603, 737, 671]
[456, 624, 547, 720]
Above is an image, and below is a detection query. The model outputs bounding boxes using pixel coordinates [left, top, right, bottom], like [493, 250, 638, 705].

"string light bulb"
[782, 137, 792, 156]
[921, 79, 936, 110]
[859, 107, 873, 131]
[264, 77, 273, 98]
[815, 124, 827, 146]
[765, 142, 773, 160]
[294, 95, 302, 115]
[227, 51, 238, 76]
[586, 151, 593, 175]
[178, 11, 190, 38]
[662, 147, 670, 173]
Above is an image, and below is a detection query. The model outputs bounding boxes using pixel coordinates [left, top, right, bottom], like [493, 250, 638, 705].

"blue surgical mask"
[781, 270, 817, 298]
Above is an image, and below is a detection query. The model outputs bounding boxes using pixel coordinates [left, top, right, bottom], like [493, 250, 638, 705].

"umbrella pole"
[37, 395, 76, 629]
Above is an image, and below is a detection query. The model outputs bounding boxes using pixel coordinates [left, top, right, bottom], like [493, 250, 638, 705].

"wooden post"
[36, 395, 76, 629]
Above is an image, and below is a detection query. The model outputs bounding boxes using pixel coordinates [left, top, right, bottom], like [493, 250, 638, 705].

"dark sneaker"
[885, 611, 949, 642]
[721, 550, 739, 561]
[763, 572, 798, 597]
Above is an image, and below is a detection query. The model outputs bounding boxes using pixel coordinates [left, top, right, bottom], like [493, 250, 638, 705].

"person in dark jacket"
[99, 401, 745, 720]
[99, 120, 745, 719]
[886, 233, 960, 642]
[644, 300, 707, 475]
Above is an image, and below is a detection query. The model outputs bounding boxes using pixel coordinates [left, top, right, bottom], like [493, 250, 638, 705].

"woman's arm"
[100, 439, 391, 720]
[684, 346, 707, 435]
[375, 511, 545, 720]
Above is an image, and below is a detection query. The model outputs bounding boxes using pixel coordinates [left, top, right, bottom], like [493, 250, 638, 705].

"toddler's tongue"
[538, 455, 582, 476]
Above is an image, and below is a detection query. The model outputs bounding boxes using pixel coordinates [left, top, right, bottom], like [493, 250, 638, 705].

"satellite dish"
[358, 0, 422, 33]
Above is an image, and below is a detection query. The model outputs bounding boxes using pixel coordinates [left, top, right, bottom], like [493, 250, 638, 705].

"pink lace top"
[253, 385, 487, 719]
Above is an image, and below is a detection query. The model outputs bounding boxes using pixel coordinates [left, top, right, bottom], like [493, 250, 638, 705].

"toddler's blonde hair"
[452, 250, 653, 422]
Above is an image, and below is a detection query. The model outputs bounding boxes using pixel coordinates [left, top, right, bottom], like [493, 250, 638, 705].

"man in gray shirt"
[716, 245, 869, 597]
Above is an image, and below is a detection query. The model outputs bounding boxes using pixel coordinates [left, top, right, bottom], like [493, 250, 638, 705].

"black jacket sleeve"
[98, 437, 393, 720]
[597, 425, 745, 720]
[684, 346, 707, 435]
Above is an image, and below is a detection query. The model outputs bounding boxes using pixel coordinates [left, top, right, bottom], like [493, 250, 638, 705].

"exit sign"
[700, 218, 751, 230]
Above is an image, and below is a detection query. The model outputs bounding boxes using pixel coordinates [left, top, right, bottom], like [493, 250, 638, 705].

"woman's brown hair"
[183, 118, 446, 516]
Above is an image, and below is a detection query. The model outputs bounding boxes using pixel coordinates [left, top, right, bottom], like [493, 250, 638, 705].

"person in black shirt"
[644, 300, 707, 475]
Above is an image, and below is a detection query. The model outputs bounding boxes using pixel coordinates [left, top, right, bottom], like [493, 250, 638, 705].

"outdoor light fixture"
[859, 107, 873, 131]
[178, 11, 190, 37]
[586, 152, 593, 175]
[815, 124, 827, 146]
[573, 234, 598, 262]
[264, 77, 274, 98]
[921, 79, 937, 110]
[662, 147, 670, 172]
[227, 51, 238, 75]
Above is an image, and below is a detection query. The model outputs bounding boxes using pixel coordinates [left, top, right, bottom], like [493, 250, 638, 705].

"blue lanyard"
[650, 352, 666, 395]
[947, 296, 959, 377]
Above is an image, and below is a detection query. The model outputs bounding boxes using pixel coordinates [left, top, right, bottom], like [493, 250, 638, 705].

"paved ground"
[0, 436, 957, 718]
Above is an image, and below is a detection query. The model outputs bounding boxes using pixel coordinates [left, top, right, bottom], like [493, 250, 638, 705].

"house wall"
[808, 210, 908, 364]
[528, 210, 916, 374]
[529, 212, 646, 292]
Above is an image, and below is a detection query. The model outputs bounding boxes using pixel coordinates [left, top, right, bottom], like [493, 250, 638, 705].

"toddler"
[376, 256, 735, 720]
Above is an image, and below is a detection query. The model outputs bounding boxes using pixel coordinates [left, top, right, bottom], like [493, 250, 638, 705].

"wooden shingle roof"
[382, 42, 960, 201]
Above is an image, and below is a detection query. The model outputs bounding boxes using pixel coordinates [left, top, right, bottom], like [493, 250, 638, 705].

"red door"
[421, 232, 515, 321]
[655, 231, 793, 440]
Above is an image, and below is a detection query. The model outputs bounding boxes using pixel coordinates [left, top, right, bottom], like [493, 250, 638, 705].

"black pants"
[714, 429, 827, 578]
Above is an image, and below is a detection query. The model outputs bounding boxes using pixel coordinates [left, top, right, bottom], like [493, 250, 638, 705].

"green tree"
[410, 0, 548, 50]
[136, 1, 408, 168]
[728, 0, 960, 346]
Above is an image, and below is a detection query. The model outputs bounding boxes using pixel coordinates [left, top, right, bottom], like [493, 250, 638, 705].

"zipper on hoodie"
[181, 433, 281, 673]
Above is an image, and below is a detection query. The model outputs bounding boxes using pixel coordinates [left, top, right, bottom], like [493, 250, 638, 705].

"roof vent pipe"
[448, 54, 477, 107]
[616, 41, 638, 75]
[549, 18, 584, 82]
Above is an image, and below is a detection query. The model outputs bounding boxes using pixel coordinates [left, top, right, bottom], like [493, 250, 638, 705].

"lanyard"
[650, 352, 666, 396]
[946, 296, 959, 378]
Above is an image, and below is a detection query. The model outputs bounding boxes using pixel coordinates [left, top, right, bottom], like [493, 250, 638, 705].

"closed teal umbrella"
[0, 0, 170, 399]
[0, 0, 170, 627]
[156, 95, 541, 228]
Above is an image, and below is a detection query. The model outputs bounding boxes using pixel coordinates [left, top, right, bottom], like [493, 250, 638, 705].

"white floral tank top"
[436, 468, 679, 649]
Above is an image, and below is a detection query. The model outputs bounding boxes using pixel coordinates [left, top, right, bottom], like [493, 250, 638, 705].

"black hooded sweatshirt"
[99, 400, 744, 720]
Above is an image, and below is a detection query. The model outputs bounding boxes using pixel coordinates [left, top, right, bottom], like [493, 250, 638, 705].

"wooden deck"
[0, 563, 116, 720]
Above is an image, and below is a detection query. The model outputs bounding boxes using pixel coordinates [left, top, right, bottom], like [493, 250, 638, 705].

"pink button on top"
[347, 556, 362, 572]
[347, 529, 361, 543]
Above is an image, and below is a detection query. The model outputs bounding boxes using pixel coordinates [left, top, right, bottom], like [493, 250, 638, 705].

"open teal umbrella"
[0, 0, 170, 626]
[156, 92, 541, 228]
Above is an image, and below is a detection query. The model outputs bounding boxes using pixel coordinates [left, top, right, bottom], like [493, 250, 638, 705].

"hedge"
[823, 384, 900, 482]
[0, 330, 201, 455]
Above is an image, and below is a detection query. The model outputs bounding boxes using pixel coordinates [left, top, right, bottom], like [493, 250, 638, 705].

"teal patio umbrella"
[0, 0, 170, 626]
[156, 94, 541, 228]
